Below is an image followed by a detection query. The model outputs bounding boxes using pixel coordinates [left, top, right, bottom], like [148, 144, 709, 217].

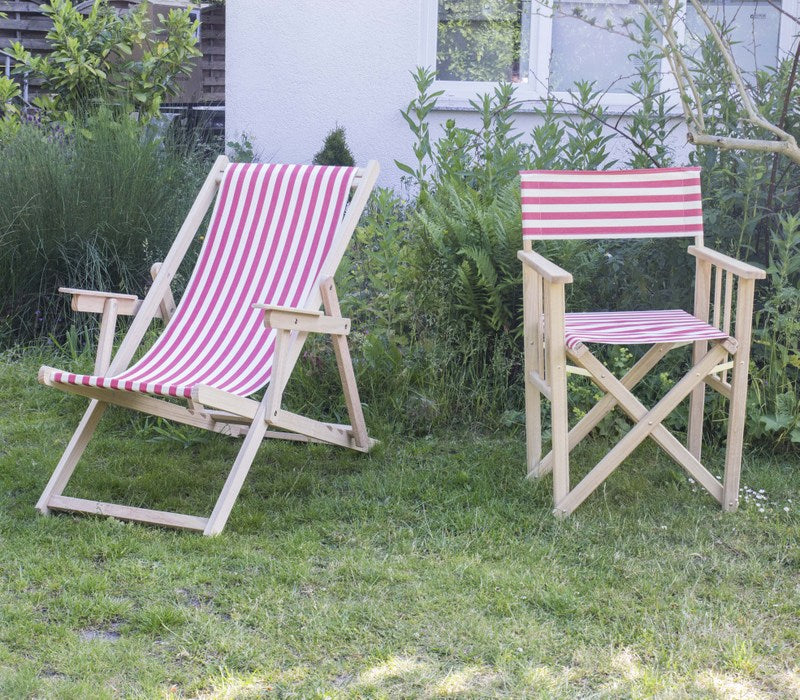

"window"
[421, 0, 799, 109]
[685, 1, 783, 75]
[435, 0, 532, 83]
[549, 0, 643, 93]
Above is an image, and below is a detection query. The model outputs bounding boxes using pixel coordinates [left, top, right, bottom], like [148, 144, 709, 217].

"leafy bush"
[391, 31, 800, 448]
[749, 215, 800, 447]
[6, 0, 200, 123]
[3, 15, 796, 451]
[0, 110, 210, 343]
[684, 33, 800, 448]
[0, 76, 22, 139]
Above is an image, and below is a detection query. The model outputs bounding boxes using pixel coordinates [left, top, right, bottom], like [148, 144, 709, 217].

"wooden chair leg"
[689, 256, 712, 461]
[36, 399, 108, 514]
[538, 343, 674, 476]
[555, 341, 731, 516]
[545, 282, 569, 505]
[723, 278, 756, 511]
[320, 278, 369, 449]
[572, 345, 724, 504]
[204, 404, 269, 536]
[687, 338, 707, 461]
[723, 357, 749, 512]
[522, 265, 542, 476]
[524, 380, 542, 477]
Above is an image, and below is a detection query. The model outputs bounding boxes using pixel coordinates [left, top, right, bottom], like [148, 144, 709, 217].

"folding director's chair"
[518, 167, 765, 516]
[37, 158, 379, 535]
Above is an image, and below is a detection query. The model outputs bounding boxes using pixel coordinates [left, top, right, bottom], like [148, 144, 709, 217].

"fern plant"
[413, 178, 522, 336]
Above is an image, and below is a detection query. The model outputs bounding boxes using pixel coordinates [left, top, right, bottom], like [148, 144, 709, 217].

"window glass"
[549, 1, 643, 92]
[685, 1, 782, 74]
[436, 0, 532, 83]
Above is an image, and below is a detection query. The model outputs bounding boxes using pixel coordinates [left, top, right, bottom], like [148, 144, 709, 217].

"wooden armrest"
[253, 303, 350, 335]
[517, 250, 573, 284]
[687, 246, 766, 280]
[59, 287, 141, 315]
[252, 303, 323, 318]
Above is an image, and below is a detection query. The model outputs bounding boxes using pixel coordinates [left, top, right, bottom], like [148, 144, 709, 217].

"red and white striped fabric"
[564, 310, 728, 350]
[521, 167, 704, 240]
[52, 163, 356, 398]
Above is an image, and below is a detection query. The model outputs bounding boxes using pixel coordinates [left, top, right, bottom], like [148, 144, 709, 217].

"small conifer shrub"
[312, 125, 355, 166]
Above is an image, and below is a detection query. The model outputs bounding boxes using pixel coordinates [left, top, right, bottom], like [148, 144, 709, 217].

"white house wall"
[225, 1, 690, 191]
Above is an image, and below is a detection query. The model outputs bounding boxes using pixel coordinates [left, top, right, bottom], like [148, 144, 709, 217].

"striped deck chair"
[519, 167, 765, 516]
[37, 156, 379, 535]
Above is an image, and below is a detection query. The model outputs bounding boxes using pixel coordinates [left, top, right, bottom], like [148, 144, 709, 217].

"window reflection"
[437, 0, 532, 82]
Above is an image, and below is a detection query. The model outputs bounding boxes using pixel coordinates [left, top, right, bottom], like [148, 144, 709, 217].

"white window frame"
[420, 0, 800, 112]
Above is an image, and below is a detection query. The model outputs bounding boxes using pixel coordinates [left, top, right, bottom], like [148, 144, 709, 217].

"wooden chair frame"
[519, 240, 765, 516]
[37, 156, 379, 535]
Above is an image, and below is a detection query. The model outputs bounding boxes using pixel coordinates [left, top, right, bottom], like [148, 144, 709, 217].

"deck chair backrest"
[116, 163, 356, 397]
[521, 167, 704, 241]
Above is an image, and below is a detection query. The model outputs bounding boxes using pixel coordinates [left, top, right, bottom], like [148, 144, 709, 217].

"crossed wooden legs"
[530, 337, 742, 516]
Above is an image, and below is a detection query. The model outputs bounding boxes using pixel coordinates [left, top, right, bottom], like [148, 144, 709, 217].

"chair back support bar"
[521, 167, 704, 241]
[107, 155, 230, 376]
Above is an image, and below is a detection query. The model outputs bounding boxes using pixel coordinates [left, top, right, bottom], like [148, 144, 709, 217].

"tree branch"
[688, 0, 798, 149]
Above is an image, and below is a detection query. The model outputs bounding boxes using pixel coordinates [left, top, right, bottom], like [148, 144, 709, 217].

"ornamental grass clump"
[0, 111, 209, 344]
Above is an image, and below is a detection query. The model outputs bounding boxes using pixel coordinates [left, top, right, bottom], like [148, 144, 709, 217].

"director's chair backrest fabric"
[108, 162, 356, 398]
[521, 167, 704, 241]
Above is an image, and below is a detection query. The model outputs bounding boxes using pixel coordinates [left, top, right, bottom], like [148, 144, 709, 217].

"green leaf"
[394, 161, 416, 177]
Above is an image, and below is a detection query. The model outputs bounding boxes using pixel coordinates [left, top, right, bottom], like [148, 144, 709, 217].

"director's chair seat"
[518, 167, 765, 516]
[565, 309, 728, 348]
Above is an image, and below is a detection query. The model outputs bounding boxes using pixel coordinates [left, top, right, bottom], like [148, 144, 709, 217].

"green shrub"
[749, 215, 800, 447]
[0, 76, 22, 139]
[391, 28, 800, 448]
[685, 35, 800, 449]
[312, 126, 355, 167]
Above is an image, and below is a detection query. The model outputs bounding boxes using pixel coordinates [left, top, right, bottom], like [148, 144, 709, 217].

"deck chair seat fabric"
[564, 310, 728, 350]
[48, 163, 356, 399]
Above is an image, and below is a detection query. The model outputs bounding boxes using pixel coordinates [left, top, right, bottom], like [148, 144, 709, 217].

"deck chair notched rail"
[519, 166, 765, 516]
[37, 157, 380, 535]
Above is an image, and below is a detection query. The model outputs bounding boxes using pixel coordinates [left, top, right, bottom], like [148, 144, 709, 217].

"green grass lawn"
[1, 349, 798, 698]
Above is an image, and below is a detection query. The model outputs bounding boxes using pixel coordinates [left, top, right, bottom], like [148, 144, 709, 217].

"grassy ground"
[1, 349, 798, 699]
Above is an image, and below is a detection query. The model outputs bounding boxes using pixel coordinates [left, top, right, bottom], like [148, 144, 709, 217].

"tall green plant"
[0, 75, 22, 139]
[750, 214, 800, 447]
[625, 17, 677, 169]
[561, 81, 617, 170]
[413, 178, 523, 335]
[0, 110, 209, 343]
[396, 67, 444, 187]
[397, 69, 621, 344]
